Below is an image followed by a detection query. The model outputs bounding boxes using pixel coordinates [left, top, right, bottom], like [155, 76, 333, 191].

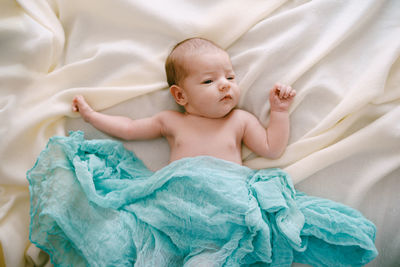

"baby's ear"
[170, 85, 187, 106]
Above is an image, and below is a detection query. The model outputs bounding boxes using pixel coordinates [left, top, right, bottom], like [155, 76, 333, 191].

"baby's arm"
[72, 95, 164, 140]
[242, 83, 296, 159]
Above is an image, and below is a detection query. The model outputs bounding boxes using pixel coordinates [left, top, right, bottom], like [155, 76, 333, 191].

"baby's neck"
[183, 109, 235, 120]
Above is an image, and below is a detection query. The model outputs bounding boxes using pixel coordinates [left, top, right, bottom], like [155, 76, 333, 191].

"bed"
[0, 0, 399, 266]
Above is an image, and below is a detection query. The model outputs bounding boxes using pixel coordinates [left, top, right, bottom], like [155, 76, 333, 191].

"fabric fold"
[27, 132, 377, 266]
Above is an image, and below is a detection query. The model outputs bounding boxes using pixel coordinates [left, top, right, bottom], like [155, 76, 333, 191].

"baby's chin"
[212, 109, 235, 118]
[194, 107, 236, 119]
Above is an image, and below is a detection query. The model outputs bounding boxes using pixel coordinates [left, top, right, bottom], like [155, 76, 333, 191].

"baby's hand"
[72, 95, 94, 121]
[269, 83, 296, 112]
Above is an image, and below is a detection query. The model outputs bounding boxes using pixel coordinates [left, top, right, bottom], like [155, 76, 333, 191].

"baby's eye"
[227, 76, 235, 80]
[202, 80, 213, 84]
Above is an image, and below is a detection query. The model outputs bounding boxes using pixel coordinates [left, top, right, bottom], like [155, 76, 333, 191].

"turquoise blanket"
[27, 131, 377, 266]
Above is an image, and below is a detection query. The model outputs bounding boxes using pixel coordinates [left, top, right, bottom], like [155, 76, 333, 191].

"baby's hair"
[165, 37, 224, 87]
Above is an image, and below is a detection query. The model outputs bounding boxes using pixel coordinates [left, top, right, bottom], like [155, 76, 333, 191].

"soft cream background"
[1, 0, 399, 266]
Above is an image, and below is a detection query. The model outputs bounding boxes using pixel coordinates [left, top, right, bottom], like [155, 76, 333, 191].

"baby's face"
[180, 50, 240, 118]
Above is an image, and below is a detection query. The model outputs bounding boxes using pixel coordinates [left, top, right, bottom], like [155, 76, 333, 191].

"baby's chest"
[173, 123, 241, 151]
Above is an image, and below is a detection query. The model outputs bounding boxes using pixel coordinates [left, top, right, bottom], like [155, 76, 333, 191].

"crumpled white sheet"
[0, 0, 399, 266]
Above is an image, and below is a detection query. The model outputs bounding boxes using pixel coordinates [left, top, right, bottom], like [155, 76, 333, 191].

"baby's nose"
[219, 79, 230, 91]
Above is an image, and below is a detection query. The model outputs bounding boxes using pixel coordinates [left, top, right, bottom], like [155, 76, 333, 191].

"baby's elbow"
[264, 147, 285, 160]
[266, 152, 282, 160]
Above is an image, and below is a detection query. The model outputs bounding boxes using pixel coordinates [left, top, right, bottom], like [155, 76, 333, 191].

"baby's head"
[166, 38, 224, 87]
[165, 38, 240, 118]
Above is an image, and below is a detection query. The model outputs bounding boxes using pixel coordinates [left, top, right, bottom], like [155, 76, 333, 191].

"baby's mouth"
[220, 95, 232, 101]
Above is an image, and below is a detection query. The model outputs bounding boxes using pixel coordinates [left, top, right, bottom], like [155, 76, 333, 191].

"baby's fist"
[275, 83, 296, 99]
[72, 95, 84, 112]
[72, 95, 93, 121]
[269, 83, 296, 112]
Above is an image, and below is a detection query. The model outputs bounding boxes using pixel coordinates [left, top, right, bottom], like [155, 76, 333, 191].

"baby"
[28, 37, 377, 266]
[72, 37, 296, 164]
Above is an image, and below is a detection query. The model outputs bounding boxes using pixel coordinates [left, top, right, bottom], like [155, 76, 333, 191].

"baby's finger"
[270, 83, 280, 99]
[274, 83, 282, 93]
[72, 96, 82, 112]
[286, 86, 294, 98]
[280, 85, 290, 98]
[279, 85, 286, 98]
[281, 86, 288, 98]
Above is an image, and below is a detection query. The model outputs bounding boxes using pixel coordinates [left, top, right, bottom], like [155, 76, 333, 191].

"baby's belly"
[169, 142, 242, 165]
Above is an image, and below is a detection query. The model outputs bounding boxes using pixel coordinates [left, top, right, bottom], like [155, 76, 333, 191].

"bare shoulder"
[156, 110, 184, 122]
[155, 110, 184, 136]
[230, 109, 265, 138]
[229, 109, 258, 123]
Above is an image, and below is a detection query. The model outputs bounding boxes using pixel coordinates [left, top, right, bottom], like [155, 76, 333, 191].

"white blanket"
[1, 0, 399, 266]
